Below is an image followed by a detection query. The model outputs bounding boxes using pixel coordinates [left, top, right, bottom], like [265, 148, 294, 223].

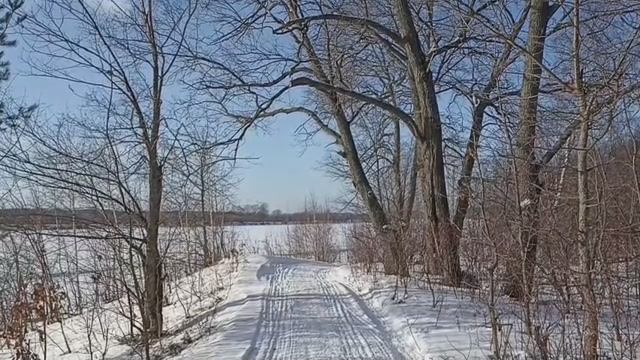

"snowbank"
[328, 265, 498, 359]
[0, 257, 240, 360]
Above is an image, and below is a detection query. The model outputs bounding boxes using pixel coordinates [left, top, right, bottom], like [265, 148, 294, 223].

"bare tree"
[503, 0, 559, 300]
[167, 117, 238, 267]
[18, 0, 205, 345]
[192, 0, 534, 285]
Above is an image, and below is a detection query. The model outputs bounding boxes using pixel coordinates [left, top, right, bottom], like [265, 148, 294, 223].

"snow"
[0, 257, 239, 360]
[166, 254, 516, 359]
[234, 223, 352, 255]
[329, 266, 498, 359]
[0, 244, 513, 359]
[170, 254, 516, 359]
[5, 225, 613, 359]
[169, 255, 267, 359]
[170, 256, 407, 359]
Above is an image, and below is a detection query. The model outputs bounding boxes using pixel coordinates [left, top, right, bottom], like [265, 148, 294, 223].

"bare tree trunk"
[333, 103, 390, 240]
[200, 156, 213, 266]
[453, 104, 488, 233]
[504, 0, 554, 299]
[394, 0, 461, 285]
[573, 3, 598, 356]
[145, 153, 163, 339]
[577, 109, 598, 360]
[143, 1, 165, 339]
[393, 117, 405, 217]
[405, 146, 418, 223]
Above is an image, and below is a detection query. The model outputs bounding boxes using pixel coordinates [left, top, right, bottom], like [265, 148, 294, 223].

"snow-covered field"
[234, 223, 351, 255]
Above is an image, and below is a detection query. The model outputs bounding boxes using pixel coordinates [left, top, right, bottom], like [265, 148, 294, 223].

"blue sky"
[8, 45, 344, 213]
[235, 118, 343, 212]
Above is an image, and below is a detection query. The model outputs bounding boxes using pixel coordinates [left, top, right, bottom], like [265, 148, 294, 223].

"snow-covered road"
[174, 256, 407, 360]
[247, 257, 406, 359]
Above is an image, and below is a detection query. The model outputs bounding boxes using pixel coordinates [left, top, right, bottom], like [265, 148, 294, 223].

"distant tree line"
[0, 208, 366, 230]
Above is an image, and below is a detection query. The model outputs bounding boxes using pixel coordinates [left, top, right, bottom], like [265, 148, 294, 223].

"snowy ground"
[0, 257, 239, 360]
[330, 266, 501, 359]
[3, 225, 637, 359]
[166, 255, 511, 359]
[0, 252, 519, 359]
[171, 256, 408, 360]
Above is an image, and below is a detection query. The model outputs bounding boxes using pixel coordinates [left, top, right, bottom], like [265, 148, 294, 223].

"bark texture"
[395, 0, 461, 285]
[504, 0, 553, 300]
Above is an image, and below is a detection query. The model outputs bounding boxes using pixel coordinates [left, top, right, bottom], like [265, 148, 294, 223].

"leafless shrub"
[284, 196, 338, 262]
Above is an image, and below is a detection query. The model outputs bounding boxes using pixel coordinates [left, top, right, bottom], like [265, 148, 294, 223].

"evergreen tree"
[0, 0, 34, 129]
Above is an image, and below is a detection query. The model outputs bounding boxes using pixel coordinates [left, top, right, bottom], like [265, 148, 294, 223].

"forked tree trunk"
[395, 0, 461, 286]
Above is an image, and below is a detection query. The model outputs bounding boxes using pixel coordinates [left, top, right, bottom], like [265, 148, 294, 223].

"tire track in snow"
[318, 270, 391, 359]
[314, 270, 358, 359]
[263, 264, 290, 360]
[248, 258, 406, 360]
[318, 269, 380, 358]
[317, 269, 402, 359]
[268, 266, 292, 360]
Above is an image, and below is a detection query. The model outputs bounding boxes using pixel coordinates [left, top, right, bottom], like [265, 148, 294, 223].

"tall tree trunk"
[338, 113, 388, 232]
[395, 0, 461, 285]
[332, 102, 394, 267]
[200, 157, 213, 266]
[573, 2, 598, 356]
[504, 0, 554, 300]
[577, 109, 598, 360]
[145, 154, 163, 338]
[391, 116, 411, 276]
[453, 104, 487, 233]
[404, 146, 418, 224]
[393, 118, 405, 217]
[451, 5, 525, 264]
[144, 2, 164, 338]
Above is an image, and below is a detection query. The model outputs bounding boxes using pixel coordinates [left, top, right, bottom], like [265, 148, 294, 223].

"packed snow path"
[245, 257, 406, 360]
